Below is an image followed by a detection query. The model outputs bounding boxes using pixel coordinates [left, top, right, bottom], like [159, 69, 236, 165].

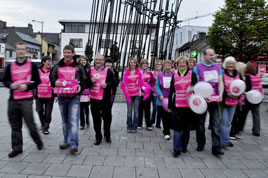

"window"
[64, 24, 85, 33]
[70, 39, 83, 48]
[188, 31, 192, 41]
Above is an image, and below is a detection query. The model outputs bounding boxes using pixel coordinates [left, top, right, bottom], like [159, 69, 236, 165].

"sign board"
[191, 51, 199, 58]
[258, 64, 266, 74]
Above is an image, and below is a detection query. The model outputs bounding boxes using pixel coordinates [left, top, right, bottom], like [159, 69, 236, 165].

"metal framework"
[87, 0, 183, 74]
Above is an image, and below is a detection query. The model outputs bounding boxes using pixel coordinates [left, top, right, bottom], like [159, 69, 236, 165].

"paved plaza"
[0, 88, 268, 178]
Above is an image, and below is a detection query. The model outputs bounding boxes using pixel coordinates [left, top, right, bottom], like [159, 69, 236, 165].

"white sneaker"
[230, 136, 236, 140]
[147, 127, 152, 131]
[137, 127, 142, 130]
[164, 135, 170, 140]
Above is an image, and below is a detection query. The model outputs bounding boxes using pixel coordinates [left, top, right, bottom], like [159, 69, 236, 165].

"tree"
[208, 0, 268, 62]
[69, 40, 75, 48]
[110, 42, 120, 63]
[85, 41, 93, 62]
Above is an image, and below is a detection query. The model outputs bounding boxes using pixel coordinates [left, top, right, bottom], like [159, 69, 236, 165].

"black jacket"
[86, 66, 115, 101]
[111, 68, 120, 95]
[49, 58, 87, 94]
[3, 58, 41, 100]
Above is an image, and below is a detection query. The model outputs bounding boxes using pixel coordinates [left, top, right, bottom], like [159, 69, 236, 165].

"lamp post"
[32, 20, 44, 57]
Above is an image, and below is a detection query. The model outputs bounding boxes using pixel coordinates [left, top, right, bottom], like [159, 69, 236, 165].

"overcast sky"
[0, 0, 225, 33]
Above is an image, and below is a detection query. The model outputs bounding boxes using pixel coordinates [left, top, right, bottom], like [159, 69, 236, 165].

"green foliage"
[85, 41, 93, 62]
[69, 41, 75, 48]
[110, 42, 120, 62]
[208, 0, 268, 62]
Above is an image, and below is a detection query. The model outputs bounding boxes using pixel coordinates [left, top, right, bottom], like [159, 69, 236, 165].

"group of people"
[3, 42, 263, 159]
[120, 48, 263, 157]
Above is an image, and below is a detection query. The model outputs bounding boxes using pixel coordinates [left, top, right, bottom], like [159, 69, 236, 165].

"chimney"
[28, 23, 34, 36]
[199, 32, 206, 40]
[0, 20, 7, 33]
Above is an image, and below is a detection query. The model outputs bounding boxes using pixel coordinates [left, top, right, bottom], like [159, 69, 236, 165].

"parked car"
[261, 73, 268, 87]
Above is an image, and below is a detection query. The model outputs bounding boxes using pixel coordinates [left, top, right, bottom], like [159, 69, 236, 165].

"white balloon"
[188, 94, 207, 114]
[246, 90, 263, 104]
[230, 79, 246, 96]
[194, 82, 213, 98]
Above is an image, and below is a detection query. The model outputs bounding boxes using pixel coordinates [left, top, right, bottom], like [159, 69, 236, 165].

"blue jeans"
[58, 95, 80, 147]
[173, 131, 182, 151]
[127, 96, 141, 131]
[151, 96, 162, 127]
[221, 105, 236, 145]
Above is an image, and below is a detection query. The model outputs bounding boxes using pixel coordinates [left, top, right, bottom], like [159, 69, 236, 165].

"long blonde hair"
[127, 57, 139, 70]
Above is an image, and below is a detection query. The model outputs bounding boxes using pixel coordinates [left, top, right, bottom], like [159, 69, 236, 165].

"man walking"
[3, 41, 43, 158]
[50, 45, 87, 154]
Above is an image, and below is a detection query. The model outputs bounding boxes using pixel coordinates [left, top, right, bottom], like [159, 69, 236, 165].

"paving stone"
[154, 149, 173, 158]
[239, 159, 266, 169]
[164, 157, 187, 168]
[42, 154, 67, 164]
[27, 176, 52, 178]
[136, 167, 159, 178]
[0, 162, 29, 174]
[43, 164, 71, 177]
[179, 168, 205, 178]
[0, 162, 8, 170]
[117, 148, 135, 157]
[127, 142, 144, 149]
[89, 165, 114, 178]
[23, 153, 48, 163]
[66, 164, 91, 178]
[136, 149, 154, 157]
[113, 167, 135, 178]
[183, 158, 207, 168]
[125, 156, 145, 167]
[222, 169, 248, 178]
[1, 174, 28, 178]
[104, 156, 125, 166]
[202, 159, 227, 169]
[21, 162, 50, 175]
[80, 147, 100, 156]
[99, 148, 118, 156]
[200, 169, 227, 178]
[62, 154, 86, 164]
[242, 169, 268, 178]
[145, 157, 166, 168]
[83, 155, 105, 166]
[158, 168, 182, 178]
[221, 159, 247, 169]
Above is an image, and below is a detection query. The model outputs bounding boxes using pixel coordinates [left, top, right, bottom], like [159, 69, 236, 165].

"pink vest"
[11, 60, 33, 100]
[54, 66, 77, 97]
[37, 69, 52, 98]
[174, 71, 192, 108]
[126, 72, 141, 96]
[89, 67, 108, 100]
[152, 71, 158, 96]
[223, 71, 239, 106]
[246, 74, 264, 96]
[143, 70, 152, 85]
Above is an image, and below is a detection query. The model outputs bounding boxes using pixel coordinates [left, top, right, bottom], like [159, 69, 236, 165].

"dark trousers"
[90, 99, 112, 141]
[230, 105, 241, 136]
[158, 106, 171, 136]
[111, 94, 116, 107]
[80, 102, 90, 127]
[36, 98, 54, 130]
[8, 99, 43, 151]
[138, 97, 152, 127]
[237, 102, 261, 134]
[196, 102, 222, 151]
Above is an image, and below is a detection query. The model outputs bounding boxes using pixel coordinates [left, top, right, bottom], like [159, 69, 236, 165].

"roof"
[42, 33, 60, 45]
[176, 34, 209, 53]
[16, 32, 40, 45]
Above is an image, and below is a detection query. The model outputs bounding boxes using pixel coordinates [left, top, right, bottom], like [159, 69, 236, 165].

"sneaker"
[147, 127, 152, 131]
[252, 133, 260, 137]
[127, 130, 132, 133]
[105, 137, 112, 143]
[222, 142, 234, 148]
[43, 129, 49, 134]
[137, 127, 142, 130]
[59, 143, 70, 150]
[196, 146, 204, 151]
[182, 148, 187, 153]
[212, 149, 224, 156]
[132, 130, 137, 133]
[8, 150, 23, 158]
[70, 147, 78, 154]
[94, 140, 102, 146]
[164, 135, 170, 140]
[230, 136, 236, 140]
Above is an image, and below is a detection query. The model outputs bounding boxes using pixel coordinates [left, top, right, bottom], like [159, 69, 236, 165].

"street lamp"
[32, 20, 44, 57]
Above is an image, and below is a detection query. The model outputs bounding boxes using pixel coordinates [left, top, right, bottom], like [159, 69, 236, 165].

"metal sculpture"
[87, 0, 183, 77]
